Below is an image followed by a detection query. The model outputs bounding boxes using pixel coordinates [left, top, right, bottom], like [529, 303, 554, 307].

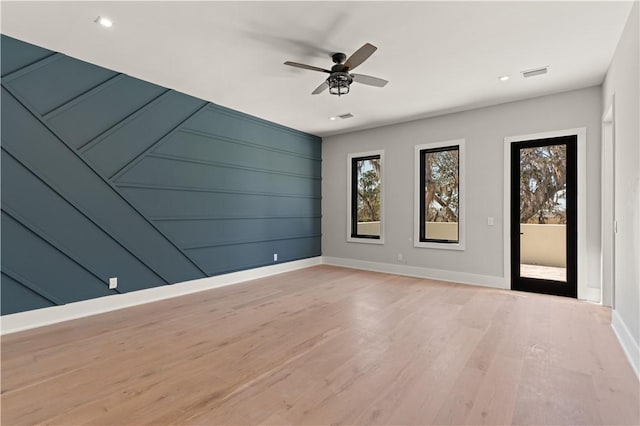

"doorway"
[510, 135, 578, 298]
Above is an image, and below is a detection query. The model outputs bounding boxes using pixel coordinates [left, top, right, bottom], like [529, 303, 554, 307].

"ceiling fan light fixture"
[328, 72, 352, 96]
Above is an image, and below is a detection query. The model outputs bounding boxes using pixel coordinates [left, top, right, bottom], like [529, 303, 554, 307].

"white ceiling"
[1, 1, 633, 137]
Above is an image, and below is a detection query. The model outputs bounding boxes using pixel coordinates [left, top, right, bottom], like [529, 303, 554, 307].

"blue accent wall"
[0, 35, 322, 315]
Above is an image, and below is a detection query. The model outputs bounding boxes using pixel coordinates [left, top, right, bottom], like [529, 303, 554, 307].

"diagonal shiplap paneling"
[1, 35, 321, 315]
[114, 104, 322, 275]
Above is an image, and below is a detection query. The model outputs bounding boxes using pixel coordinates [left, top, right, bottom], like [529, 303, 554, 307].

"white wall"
[322, 86, 602, 292]
[602, 2, 639, 367]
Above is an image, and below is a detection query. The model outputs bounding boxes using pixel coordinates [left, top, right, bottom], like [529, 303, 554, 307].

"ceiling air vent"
[521, 66, 549, 78]
[338, 113, 354, 120]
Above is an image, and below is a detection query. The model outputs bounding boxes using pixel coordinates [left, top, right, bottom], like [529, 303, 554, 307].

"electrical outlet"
[397, 253, 404, 262]
[109, 277, 118, 289]
[487, 217, 495, 226]
[273, 253, 278, 262]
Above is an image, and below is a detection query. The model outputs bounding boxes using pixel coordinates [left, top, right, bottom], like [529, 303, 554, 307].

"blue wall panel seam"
[0, 267, 65, 305]
[0, 52, 61, 80]
[145, 152, 322, 180]
[77, 88, 172, 152]
[109, 102, 209, 181]
[179, 127, 322, 162]
[150, 215, 322, 221]
[0, 146, 168, 285]
[115, 182, 322, 200]
[40, 74, 126, 120]
[1, 87, 209, 278]
[204, 103, 321, 142]
[1, 205, 124, 295]
[183, 233, 323, 250]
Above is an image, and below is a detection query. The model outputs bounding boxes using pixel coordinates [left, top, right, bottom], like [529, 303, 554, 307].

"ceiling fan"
[284, 43, 388, 96]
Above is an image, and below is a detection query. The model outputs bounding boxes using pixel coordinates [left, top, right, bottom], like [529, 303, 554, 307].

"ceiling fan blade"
[352, 73, 388, 87]
[284, 61, 331, 73]
[312, 81, 329, 95]
[344, 43, 377, 71]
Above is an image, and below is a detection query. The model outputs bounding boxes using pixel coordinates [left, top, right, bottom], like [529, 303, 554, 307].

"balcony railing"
[356, 221, 566, 268]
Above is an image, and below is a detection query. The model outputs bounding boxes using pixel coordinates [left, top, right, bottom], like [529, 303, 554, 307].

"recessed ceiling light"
[498, 75, 510, 82]
[95, 16, 113, 28]
[329, 116, 337, 121]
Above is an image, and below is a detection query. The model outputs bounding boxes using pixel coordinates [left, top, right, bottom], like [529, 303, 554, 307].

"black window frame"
[351, 154, 381, 240]
[419, 145, 460, 244]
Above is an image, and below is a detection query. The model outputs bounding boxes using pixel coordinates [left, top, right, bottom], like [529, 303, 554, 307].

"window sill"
[347, 237, 385, 245]
[414, 241, 465, 251]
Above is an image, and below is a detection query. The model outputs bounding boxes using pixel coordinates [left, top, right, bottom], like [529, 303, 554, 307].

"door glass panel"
[519, 144, 567, 281]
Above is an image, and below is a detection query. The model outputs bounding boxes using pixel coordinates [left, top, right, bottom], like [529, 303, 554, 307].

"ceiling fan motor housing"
[329, 53, 353, 96]
[331, 52, 347, 64]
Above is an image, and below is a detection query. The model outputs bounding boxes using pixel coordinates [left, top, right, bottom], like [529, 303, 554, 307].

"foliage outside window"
[414, 140, 465, 250]
[519, 144, 567, 224]
[348, 151, 383, 243]
[421, 146, 459, 242]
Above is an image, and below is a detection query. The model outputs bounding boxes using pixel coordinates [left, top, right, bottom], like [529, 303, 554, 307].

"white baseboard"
[322, 256, 506, 289]
[611, 309, 640, 379]
[0, 257, 323, 335]
[2, 255, 606, 337]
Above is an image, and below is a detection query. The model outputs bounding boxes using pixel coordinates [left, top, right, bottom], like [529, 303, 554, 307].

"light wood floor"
[1, 265, 638, 425]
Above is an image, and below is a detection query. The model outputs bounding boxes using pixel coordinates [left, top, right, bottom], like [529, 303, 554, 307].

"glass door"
[510, 135, 577, 298]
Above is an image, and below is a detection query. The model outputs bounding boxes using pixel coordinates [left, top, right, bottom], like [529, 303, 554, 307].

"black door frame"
[510, 135, 578, 298]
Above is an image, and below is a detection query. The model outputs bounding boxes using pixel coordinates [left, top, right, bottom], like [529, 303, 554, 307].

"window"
[414, 140, 465, 250]
[347, 151, 384, 243]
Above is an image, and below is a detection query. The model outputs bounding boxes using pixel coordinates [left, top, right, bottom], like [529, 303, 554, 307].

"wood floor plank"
[1, 265, 637, 425]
